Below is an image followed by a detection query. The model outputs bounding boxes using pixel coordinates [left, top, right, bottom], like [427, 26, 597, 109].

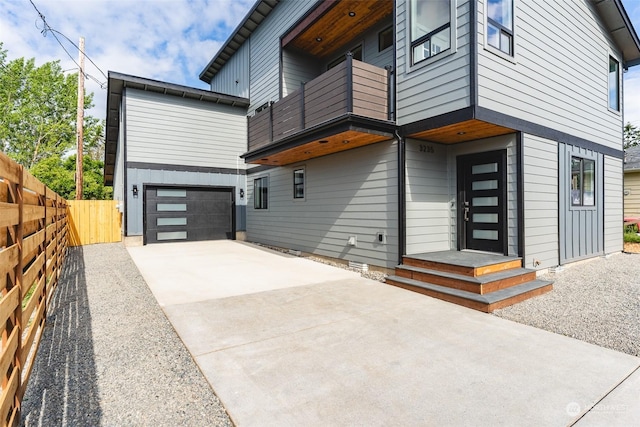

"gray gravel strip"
[494, 252, 640, 357]
[21, 243, 233, 427]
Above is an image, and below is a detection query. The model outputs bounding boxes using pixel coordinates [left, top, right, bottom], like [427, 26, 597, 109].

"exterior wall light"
[132, 184, 138, 197]
[240, 188, 245, 199]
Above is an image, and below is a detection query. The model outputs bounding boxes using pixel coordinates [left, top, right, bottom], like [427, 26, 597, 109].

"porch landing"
[385, 250, 552, 312]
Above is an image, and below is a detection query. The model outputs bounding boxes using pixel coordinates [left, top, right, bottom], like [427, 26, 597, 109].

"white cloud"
[0, 0, 254, 119]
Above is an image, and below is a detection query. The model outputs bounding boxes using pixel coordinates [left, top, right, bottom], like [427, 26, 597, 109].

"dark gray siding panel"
[558, 144, 604, 263]
[246, 141, 399, 268]
[126, 168, 247, 236]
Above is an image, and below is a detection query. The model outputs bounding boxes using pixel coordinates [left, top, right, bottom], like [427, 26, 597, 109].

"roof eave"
[199, 0, 279, 84]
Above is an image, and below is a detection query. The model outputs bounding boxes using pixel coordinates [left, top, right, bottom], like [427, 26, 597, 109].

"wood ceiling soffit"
[285, 0, 393, 58]
[408, 120, 515, 144]
[252, 129, 391, 165]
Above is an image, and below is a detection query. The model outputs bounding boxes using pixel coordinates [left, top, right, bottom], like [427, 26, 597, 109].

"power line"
[28, 0, 107, 88]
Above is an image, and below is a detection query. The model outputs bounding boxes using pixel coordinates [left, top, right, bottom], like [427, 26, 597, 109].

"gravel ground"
[494, 252, 640, 357]
[21, 243, 232, 427]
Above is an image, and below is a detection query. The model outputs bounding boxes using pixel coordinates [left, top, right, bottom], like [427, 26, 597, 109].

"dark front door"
[144, 186, 235, 244]
[457, 150, 507, 254]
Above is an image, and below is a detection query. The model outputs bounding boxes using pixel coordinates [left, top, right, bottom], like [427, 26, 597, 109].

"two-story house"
[106, 0, 640, 311]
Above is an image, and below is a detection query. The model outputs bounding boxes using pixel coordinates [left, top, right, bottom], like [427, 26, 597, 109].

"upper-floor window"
[609, 56, 620, 111]
[411, 0, 451, 65]
[254, 176, 268, 209]
[487, 0, 513, 55]
[571, 156, 595, 207]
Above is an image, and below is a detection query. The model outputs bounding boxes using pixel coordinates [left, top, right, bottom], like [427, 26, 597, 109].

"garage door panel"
[145, 186, 234, 244]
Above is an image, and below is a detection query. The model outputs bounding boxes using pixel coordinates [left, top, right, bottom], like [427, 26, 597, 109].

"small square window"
[609, 56, 620, 111]
[571, 157, 595, 207]
[379, 26, 393, 52]
[254, 176, 268, 209]
[293, 168, 305, 199]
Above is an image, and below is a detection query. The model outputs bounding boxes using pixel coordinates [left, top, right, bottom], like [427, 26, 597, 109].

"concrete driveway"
[128, 240, 640, 426]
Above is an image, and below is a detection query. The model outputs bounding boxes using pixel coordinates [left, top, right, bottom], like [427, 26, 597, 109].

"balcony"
[244, 57, 395, 165]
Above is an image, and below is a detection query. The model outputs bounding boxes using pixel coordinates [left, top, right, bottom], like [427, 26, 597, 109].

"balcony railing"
[248, 56, 390, 153]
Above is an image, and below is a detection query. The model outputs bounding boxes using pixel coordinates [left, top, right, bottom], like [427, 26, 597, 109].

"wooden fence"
[0, 151, 68, 426]
[67, 200, 121, 246]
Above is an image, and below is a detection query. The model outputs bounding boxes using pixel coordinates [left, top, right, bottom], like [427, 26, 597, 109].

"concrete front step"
[385, 275, 553, 313]
[396, 264, 537, 295]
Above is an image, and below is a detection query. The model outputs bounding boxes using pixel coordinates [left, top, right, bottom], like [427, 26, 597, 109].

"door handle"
[464, 206, 469, 222]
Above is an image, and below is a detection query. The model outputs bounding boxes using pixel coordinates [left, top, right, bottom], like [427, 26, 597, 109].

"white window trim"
[607, 53, 622, 115]
[483, 0, 517, 64]
[407, 0, 458, 72]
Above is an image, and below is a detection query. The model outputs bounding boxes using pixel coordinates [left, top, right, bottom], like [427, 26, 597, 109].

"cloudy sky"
[1, 0, 639, 127]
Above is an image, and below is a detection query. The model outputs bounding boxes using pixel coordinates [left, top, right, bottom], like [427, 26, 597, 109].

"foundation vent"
[348, 261, 369, 272]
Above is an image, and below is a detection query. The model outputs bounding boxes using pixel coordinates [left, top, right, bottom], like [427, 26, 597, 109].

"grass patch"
[624, 232, 640, 243]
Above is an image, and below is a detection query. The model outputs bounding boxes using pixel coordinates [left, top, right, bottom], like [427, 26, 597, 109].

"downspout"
[396, 129, 406, 266]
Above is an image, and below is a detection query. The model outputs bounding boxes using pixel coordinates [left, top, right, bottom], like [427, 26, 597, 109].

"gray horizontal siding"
[125, 89, 247, 170]
[282, 50, 320, 98]
[249, 0, 315, 112]
[405, 139, 450, 254]
[477, 0, 623, 150]
[126, 168, 247, 236]
[247, 141, 399, 268]
[604, 155, 623, 253]
[210, 41, 250, 98]
[522, 134, 558, 269]
[396, 0, 471, 125]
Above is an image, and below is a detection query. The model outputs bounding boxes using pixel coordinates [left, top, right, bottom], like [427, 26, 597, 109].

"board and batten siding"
[604, 155, 623, 254]
[247, 141, 399, 268]
[476, 0, 623, 150]
[624, 171, 640, 217]
[558, 143, 604, 263]
[209, 41, 250, 98]
[447, 134, 518, 257]
[522, 134, 559, 269]
[395, 0, 472, 125]
[405, 139, 450, 254]
[248, 0, 315, 112]
[126, 168, 246, 236]
[125, 89, 247, 170]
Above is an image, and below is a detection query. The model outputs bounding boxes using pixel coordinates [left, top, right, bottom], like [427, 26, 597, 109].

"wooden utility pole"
[75, 36, 85, 200]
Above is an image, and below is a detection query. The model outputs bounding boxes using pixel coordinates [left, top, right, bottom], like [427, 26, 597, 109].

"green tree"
[31, 154, 113, 200]
[625, 122, 640, 149]
[0, 43, 103, 168]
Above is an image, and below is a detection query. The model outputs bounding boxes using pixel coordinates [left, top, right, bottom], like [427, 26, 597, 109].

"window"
[410, 0, 451, 65]
[254, 176, 268, 209]
[293, 168, 305, 199]
[487, 0, 513, 55]
[571, 157, 595, 207]
[609, 56, 620, 111]
[379, 26, 393, 52]
[327, 45, 363, 70]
